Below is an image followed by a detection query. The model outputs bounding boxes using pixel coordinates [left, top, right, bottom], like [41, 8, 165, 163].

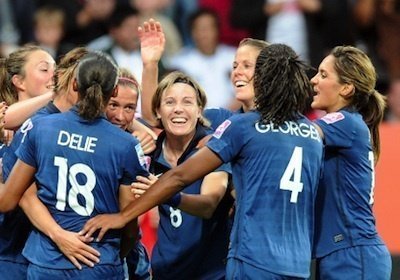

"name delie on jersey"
[57, 130, 98, 153]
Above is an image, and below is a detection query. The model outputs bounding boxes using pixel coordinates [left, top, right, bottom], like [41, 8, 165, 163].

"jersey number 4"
[280, 146, 304, 203]
[54, 156, 96, 216]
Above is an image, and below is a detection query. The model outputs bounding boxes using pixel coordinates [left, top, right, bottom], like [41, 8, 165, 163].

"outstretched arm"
[4, 92, 53, 130]
[80, 147, 223, 240]
[133, 171, 229, 219]
[139, 19, 165, 126]
[19, 185, 100, 269]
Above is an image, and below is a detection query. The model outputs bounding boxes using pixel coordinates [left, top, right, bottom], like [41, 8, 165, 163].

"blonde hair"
[151, 71, 210, 129]
[118, 67, 140, 103]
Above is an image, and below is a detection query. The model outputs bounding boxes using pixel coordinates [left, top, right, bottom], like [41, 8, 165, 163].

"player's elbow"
[0, 198, 17, 212]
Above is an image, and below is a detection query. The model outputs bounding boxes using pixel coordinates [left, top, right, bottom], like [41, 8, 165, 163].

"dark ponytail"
[75, 52, 118, 121]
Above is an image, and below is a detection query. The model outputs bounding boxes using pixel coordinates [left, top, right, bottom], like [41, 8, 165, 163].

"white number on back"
[368, 151, 375, 205]
[54, 156, 96, 216]
[280, 146, 304, 203]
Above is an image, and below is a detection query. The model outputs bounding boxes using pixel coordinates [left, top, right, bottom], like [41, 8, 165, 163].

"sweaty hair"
[118, 67, 140, 103]
[151, 71, 210, 129]
[0, 45, 44, 105]
[254, 43, 312, 126]
[330, 45, 386, 161]
[75, 52, 118, 121]
[54, 47, 89, 96]
[238, 38, 269, 51]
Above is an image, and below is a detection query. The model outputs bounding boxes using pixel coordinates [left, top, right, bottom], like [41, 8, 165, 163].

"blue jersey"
[207, 111, 323, 278]
[313, 110, 385, 258]
[17, 106, 149, 269]
[204, 107, 234, 131]
[150, 125, 233, 280]
[0, 102, 60, 265]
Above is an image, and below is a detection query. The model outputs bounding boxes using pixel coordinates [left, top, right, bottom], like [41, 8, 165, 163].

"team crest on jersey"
[321, 112, 345, 124]
[135, 143, 147, 169]
[213, 120, 231, 139]
[20, 118, 34, 143]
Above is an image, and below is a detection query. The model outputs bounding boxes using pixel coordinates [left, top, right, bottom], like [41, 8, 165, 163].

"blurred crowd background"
[1, 0, 399, 278]
[1, 0, 400, 122]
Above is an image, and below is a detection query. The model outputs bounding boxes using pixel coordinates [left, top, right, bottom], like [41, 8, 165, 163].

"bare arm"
[179, 171, 228, 219]
[80, 147, 223, 240]
[4, 92, 53, 130]
[139, 19, 165, 126]
[19, 185, 100, 269]
[133, 171, 228, 219]
[119, 185, 139, 258]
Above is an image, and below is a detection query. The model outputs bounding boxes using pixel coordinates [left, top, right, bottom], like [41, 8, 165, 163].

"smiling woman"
[128, 71, 233, 280]
[0, 45, 56, 129]
[311, 45, 391, 279]
[106, 68, 140, 131]
[0, 45, 55, 104]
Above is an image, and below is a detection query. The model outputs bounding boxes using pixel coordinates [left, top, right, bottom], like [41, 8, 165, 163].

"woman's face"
[106, 84, 138, 130]
[231, 45, 260, 110]
[310, 55, 348, 113]
[157, 82, 201, 138]
[17, 50, 55, 99]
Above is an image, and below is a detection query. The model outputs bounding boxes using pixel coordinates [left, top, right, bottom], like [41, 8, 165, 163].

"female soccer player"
[311, 45, 392, 279]
[0, 51, 149, 279]
[132, 71, 232, 279]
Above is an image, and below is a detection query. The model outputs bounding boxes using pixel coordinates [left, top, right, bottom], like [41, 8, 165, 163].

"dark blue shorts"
[27, 263, 124, 280]
[0, 260, 27, 280]
[125, 241, 151, 280]
[316, 245, 392, 280]
[226, 258, 307, 280]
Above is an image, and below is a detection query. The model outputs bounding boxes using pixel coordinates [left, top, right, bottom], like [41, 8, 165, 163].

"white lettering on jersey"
[320, 112, 345, 124]
[255, 121, 321, 142]
[20, 118, 34, 143]
[135, 143, 147, 169]
[213, 120, 231, 139]
[57, 130, 97, 153]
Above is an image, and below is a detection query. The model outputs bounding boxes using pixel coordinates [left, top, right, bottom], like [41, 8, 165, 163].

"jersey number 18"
[54, 156, 96, 216]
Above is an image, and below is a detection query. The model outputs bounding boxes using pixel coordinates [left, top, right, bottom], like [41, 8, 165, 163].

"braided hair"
[254, 44, 313, 126]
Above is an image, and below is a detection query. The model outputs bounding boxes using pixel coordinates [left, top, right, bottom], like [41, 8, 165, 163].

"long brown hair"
[330, 46, 386, 162]
[0, 45, 44, 105]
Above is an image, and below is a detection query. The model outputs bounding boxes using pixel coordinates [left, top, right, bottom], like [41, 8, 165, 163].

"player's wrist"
[165, 192, 182, 208]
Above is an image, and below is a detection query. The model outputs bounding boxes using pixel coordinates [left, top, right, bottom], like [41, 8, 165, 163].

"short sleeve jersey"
[0, 102, 59, 264]
[150, 125, 233, 280]
[313, 110, 385, 258]
[207, 111, 323, 278]
[17, 107, 148, 269]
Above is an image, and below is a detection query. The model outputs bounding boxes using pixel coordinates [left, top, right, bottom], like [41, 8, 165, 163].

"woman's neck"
[162, 132, 195, 167]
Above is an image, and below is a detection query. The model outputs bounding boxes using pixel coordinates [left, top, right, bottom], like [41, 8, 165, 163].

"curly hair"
[254, 44, 313, 126]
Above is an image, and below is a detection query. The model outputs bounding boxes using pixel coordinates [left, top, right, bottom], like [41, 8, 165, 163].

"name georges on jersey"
[255, 120, 320, 142]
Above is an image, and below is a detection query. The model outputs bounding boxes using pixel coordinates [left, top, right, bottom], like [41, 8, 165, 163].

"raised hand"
[139, 18, 166, 65]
